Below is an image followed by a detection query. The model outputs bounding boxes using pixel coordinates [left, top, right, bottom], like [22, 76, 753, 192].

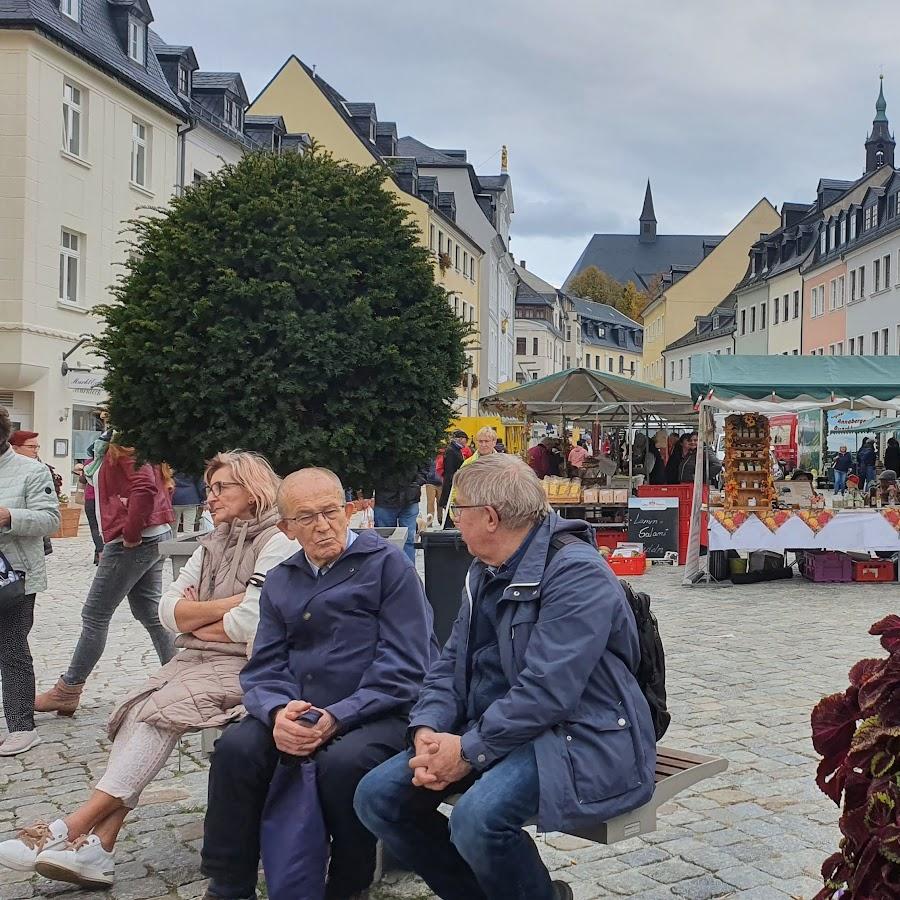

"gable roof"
[192, 71, 248, 103]
[0, 0, 185, 118]
[566, 233, 723, 292]
[570, 296, 641, 329]
[665, 295, 737, 353]
[397, 136, 465, 167]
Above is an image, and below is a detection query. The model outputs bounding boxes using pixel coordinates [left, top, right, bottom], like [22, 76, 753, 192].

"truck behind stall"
[770, 413, 798, 474]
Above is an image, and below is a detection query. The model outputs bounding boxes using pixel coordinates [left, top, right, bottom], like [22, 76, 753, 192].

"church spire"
[866, 76, 895, 173]
[639, 180, 657, 244]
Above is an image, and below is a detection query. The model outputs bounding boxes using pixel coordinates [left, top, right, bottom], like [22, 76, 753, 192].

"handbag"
[0, 547, 26, 606]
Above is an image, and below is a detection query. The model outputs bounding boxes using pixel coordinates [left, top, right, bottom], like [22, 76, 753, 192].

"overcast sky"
[151, 0, 900, 286]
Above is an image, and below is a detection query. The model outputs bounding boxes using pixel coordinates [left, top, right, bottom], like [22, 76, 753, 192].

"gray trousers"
[64, 533, 176, 686]
[0, 594, 36, 732]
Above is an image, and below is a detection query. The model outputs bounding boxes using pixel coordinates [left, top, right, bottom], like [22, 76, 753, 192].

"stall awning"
[480, 368, 697, 423]
[690, 355, 900, 411]
[833, 415, 900, 434]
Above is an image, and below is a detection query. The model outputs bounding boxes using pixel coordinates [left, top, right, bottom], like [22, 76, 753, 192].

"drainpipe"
[177, 119, 196, 195]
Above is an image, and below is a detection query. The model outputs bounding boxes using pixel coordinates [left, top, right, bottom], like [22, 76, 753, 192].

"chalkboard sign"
[627, 497, 679, 558]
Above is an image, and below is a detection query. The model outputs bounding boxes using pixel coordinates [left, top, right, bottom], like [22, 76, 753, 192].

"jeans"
[374, 502, 419, 563]
[202, 713, 408, 899]
[833, 469, 848, 494]
[0, 594, 36, 732]
[354, 743, 553, 900]
[64, 533, 176, 685]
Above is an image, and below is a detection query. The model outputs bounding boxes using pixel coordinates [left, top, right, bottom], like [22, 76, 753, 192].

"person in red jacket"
[34, 437, 176, 716]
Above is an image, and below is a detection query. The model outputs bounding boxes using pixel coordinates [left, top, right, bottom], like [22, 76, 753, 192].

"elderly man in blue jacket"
[200, 467, 435, 900]
[355, 454, 656, 900]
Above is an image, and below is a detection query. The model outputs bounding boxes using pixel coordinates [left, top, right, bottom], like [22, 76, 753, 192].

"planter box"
[52, 505, 82, 539]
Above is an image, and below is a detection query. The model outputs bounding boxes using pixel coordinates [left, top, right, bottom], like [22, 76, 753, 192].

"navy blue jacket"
[409, 513, 657, 833]
[172, 473, 205, 506]
[242, 530, 437, 731]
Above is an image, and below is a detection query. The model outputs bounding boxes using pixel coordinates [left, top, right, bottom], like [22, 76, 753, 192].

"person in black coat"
[648, 443, 666, 485]
[885, 437, 900, 477]
[665, 434, 688, 485]
[439, 431, 468, 527]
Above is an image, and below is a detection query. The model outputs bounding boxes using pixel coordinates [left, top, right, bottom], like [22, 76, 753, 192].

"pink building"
[802, 259, 847, 355]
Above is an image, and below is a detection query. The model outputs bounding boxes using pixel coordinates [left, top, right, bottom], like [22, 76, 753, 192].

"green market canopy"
[480, 368, 697, 425]
[690, 355, 900, 412]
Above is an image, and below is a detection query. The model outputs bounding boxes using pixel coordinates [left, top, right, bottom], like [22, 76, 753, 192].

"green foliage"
[568, 265, 647, 319]
[95, 149, 468, 488]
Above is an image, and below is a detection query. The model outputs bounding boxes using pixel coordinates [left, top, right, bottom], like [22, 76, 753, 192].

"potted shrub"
[53, 493, 82, 539]
[811, 614, 900, 898]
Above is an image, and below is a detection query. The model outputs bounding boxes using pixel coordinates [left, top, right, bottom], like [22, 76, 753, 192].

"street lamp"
[61, 334, 95, 376]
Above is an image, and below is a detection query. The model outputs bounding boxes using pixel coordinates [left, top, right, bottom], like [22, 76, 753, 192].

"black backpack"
[549, 534, 671, 741]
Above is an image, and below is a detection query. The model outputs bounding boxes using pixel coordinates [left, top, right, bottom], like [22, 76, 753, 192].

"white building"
[396, 138, 516, 394]
[663, 298, 735, 396]
[513, 265, 569, 382]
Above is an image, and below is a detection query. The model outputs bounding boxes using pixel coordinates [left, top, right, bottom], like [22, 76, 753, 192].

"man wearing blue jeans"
[355, 454, 657, 900]
[373, 464, 429, 563]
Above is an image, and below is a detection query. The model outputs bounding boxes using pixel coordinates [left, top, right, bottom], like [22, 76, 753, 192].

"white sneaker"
[35, 833, 115, 888]
[0, 820, 68, 871]
[0, 731, 41, 756]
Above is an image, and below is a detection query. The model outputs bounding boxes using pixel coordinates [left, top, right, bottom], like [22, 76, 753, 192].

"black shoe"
[552, 881, 574, 900]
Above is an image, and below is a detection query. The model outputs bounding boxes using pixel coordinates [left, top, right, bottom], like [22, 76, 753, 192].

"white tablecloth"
[708, 509, 900, 552]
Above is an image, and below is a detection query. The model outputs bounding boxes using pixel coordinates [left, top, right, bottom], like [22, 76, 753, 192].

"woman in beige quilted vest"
[0, 450, 299, 890]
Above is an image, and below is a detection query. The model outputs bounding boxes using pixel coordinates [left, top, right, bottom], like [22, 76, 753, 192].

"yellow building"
[641, 198, 779, 387]
[249, 56, 484, 410]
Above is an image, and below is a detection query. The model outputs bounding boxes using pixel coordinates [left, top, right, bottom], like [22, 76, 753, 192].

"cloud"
[149, 0, 900, 284]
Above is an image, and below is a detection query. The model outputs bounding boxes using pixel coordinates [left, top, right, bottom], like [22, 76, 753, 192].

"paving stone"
[670, 874, 733, 899]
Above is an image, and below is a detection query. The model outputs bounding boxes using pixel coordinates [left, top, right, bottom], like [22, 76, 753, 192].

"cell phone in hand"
[297, 709, 323, 727]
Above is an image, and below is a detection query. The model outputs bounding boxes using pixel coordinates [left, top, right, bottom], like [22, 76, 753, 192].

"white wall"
[664, 335, 733, 396]
[766, 269, 803, 356]
[183, 122, 244, 186]
[845, 229, 900, 356]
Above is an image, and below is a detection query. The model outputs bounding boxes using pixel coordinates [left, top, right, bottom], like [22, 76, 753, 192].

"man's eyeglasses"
[22, 444, 40, 451]
[283, 507, 344, 527]
[449, 504, 495, 519]
[206, 481, 242, 497]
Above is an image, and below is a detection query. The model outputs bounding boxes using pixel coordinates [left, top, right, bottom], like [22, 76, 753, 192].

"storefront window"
[71, 405, 103, 463]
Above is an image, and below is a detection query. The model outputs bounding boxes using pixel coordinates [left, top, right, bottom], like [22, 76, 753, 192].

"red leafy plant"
[811, 614, 900, 899]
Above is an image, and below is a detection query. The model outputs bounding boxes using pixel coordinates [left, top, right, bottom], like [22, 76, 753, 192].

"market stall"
[685, 356, 900, 584]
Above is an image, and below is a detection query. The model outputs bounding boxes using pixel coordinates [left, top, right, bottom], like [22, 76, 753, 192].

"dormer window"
[829, 221, 835, 248]
[61, 0, 80, 22]
[839, 217, 846, 244]
[178, 65, 190, 96]
[128, 17, 146, 65]
[224, 96, 243, 130]
[819, 228, 826, 254]
[750, 254, 757, 275]
[713, 316, 720, 330]
[850, 211, 857, 240]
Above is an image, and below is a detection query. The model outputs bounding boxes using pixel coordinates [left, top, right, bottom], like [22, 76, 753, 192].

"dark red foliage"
[811, 620, 900, 897]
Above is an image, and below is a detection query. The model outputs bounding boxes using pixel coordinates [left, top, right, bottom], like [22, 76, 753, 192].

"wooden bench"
[198, 733, 725, 845]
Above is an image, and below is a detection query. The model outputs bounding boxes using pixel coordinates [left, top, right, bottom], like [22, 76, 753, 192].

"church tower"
[639, 180, 657, 244]
[865, 76, 895, 173]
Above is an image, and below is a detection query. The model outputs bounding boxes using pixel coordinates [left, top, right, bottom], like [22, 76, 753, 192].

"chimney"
[520, 259, 526, 269]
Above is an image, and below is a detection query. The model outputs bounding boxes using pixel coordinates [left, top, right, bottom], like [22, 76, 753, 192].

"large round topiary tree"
[95, 149, 469, 487]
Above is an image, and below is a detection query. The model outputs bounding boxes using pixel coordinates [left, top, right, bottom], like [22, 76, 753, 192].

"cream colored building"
[640, 198, 779, 387]
[0, 13, 184, 474]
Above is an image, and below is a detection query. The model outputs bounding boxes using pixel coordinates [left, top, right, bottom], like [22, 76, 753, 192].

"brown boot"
[34, 678, 83, 716]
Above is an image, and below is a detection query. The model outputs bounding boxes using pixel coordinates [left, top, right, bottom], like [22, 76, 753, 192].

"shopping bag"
[0, 548, 25, 607]
[260, 758, 329, 900]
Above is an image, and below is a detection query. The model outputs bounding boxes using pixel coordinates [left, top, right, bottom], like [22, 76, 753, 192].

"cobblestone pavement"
[1, 533, 895, 898]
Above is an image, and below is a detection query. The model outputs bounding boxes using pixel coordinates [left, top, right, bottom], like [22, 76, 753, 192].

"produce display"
[723, 414, 776, 511]
[543, 476, 582, 503]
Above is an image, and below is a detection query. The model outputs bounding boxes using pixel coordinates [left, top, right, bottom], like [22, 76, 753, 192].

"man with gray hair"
[201, 468, 436, 900]
[356, 454, 656, 900]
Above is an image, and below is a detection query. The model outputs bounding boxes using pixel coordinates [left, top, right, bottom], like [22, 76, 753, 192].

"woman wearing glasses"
[1, 450, 298, 890]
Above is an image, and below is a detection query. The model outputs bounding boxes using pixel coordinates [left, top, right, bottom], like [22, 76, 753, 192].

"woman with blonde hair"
[35, 436, 176, 716]
[0, 450, 299, 890]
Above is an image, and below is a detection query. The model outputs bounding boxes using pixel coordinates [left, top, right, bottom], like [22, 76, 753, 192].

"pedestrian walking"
[832, 445, 853, 495]
[0, 408, 61, 756]
[858, 438, 877, 490]
[373, 463, 430, 562]
[74, 454, 104, 565]
[0, 451, 298, 889]
[34, 436, 176, 717]
[172, 472, 206, 533]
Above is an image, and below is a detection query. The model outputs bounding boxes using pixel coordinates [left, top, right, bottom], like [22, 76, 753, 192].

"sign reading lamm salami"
[627, 497, 679, 558]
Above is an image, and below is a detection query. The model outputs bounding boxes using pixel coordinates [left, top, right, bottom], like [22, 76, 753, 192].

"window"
[178, 65, 190, 96]
[783, 294, 789, 322]
[829, 222, 835, 248]
[61, 0, 80, 21]
[619, 354, 624, 373]
[429, 224, 435, 250]
[585, 353, 591, 368]
[131, 119, 148, 186]
[607, 357, 613, 373]
[873, 205, 879, 229]
[819, 229, 826, 254]
[59, 229, 80, 304]
[865, 207, 872, 231]
[849, 337, 856, 355]
[750, 305, 756, 332]
[462, 251, 468, 274]
[835, 342, 843, 355]
[851, 268, 857, 301]
[455, 246, 460, 270]
[670, 361, 676, 382]
[740, 309, 746, 335]
[840, 218, 846, 244]
[773, 297, 779, 325]
[446, 239, 452, 261]
[532, 338, 538, 356]
[224, 97, 243, 131]
[630, 361, 636, 376]
[515, 372, 525, 385]
[873, 331, 880, 355]
[192, 170, 205, 185]
[516, 337, 526, 355]
[793, 290, 800, 318]
[678, 359, 684, 379]
[62, 80, 82, 157]
[883, 328, 890, 355]
[438, 231, 444, 253]
[460, 301, 467, 321]
[453, 296, 458, 316]
[884, 254, 891, 288]
[874, 258, 881, 292]
[859, 266, 865, 297]
[128, 17, 146, 65]
[829, 279, 836, 310]
[531, 372, 538, 380]
[858, 335, 865, 355]
[469, 305, 474, 323]
[838, 274, 845, 307]
[471, 263, 476, 286]
[760, 302, 766, 330]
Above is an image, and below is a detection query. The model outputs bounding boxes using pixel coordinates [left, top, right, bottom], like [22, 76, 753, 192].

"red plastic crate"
[607, 554, 647, 576]
[800, 551, 852, 583]
[639, 484, 709, 505]
[595, 529, 628, 550]
[852, 559, 896, 583]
